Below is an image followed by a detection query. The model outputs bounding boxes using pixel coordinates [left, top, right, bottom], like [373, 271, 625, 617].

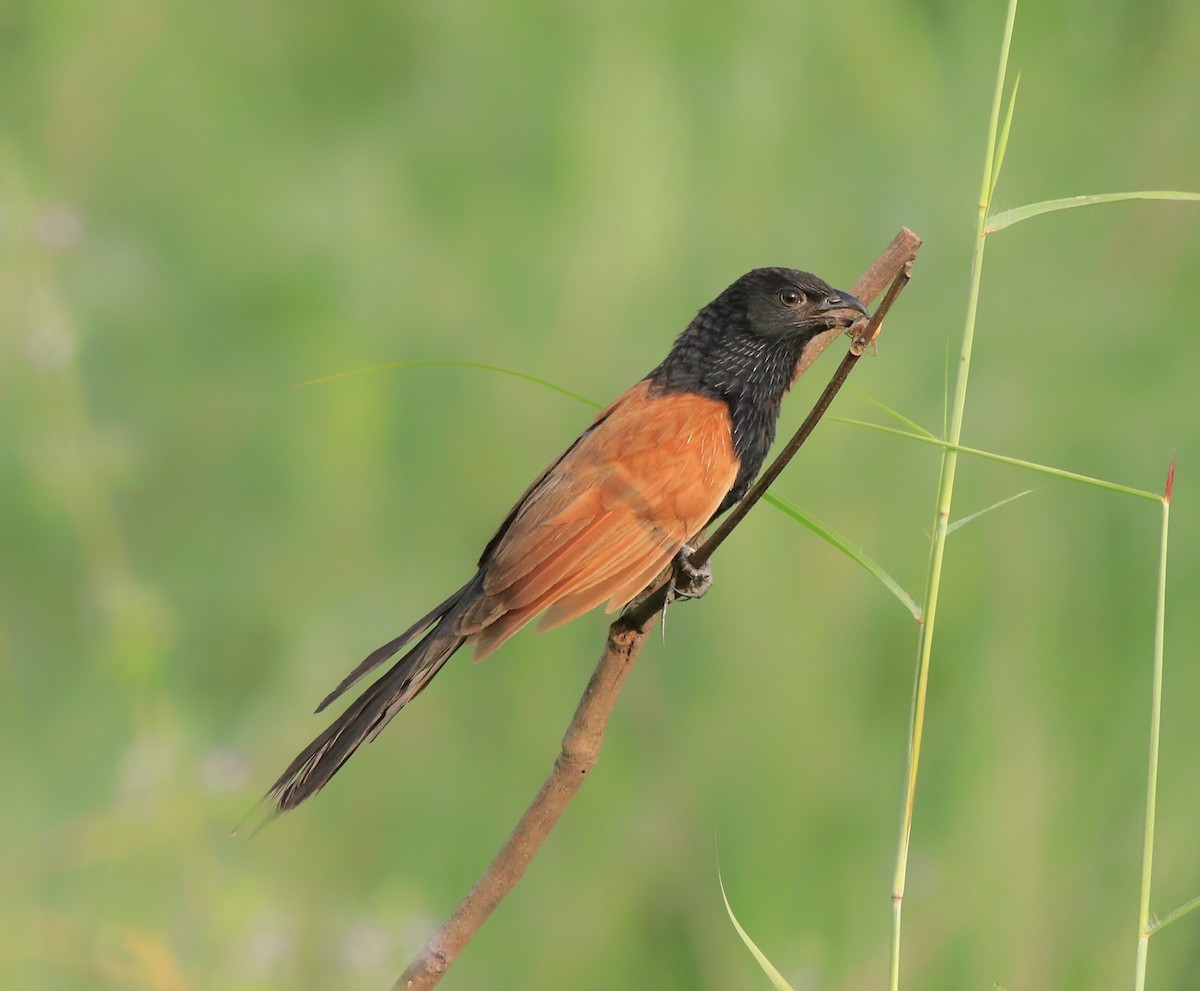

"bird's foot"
[659, 547, 712, 642]
[667, 546, 713, 604]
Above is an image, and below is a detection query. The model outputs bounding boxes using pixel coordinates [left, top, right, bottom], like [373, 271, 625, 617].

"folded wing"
[459, 380, 739, 658]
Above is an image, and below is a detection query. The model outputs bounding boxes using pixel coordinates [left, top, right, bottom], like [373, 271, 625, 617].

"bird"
[265, 267, 866, 815]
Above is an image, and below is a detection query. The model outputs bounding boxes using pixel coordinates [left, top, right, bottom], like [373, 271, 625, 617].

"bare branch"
[392, 614, 656, 990]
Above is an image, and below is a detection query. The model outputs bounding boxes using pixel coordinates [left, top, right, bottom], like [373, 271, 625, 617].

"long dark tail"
[265, 579, 476, 814]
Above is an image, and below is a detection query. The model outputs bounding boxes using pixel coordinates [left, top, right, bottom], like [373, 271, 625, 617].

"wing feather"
[464, 380, 738, 659]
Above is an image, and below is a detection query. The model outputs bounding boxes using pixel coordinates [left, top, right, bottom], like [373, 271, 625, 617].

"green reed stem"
[889, 2, 1019, 988]
[1133, 465, 1172, 991]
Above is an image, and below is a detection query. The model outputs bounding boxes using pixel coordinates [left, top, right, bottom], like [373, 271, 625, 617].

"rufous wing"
[459, 381, 738, 660]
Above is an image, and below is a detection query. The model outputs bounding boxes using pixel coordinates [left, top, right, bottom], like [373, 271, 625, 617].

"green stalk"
[889, 1, 1019, 987]
[1133, 464, 1173, 991]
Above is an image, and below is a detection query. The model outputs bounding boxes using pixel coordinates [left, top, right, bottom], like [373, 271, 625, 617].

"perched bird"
[266, 268, 865, 814]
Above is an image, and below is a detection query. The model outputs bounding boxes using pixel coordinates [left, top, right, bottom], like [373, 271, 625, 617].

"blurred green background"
[3, 1, 1199, 989]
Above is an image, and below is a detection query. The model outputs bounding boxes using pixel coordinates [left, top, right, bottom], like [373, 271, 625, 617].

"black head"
[721, 267, 866, 341]
[649, 267, 867, 397]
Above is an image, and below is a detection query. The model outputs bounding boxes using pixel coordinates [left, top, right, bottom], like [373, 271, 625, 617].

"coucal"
[267, 268, 865, 814]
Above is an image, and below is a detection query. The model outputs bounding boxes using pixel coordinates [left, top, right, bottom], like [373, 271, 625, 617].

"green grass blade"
[986, 191, 1200, 233]
[946, 488, 1036, 535]
[765, 493, 921, 620]
[988, 72, 1021, 202]
[718, 869, 796, 991]
[852, 390, 937, 439]
[1150, 892, 1200, 936]
[830, 417, 1160, 502]
[293, 359, 602, 408]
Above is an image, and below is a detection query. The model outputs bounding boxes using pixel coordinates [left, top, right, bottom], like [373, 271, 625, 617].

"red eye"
[779, 289, 805, 306]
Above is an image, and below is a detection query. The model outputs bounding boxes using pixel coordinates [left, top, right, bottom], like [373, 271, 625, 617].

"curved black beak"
[819, 289, 868, 316]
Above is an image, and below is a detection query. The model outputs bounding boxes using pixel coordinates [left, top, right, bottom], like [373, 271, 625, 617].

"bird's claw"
[667, 546, 712, 603]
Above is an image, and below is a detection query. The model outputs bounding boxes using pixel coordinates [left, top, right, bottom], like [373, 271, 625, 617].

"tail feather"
[268, 623, 468, 813]
[266, 580, 479, 815]
[315, 580, 472, 713]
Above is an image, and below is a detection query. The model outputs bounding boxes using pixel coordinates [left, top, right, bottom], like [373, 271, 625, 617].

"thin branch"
[391, 230, 920, 990]
[393, 608, 659, 990]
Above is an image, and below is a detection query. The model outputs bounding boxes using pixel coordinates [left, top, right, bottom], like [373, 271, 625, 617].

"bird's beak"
[792, 289, 869, 384]
[819, 289, 868, 316]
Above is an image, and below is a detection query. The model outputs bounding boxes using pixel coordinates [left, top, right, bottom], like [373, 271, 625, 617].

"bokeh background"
[3, 2, 1199, 989]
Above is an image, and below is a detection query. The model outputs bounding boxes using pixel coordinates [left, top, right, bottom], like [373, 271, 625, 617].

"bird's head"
[729, 267, 867, 342]
[711, 268, 869, 387]
[651, 266, 868, 402]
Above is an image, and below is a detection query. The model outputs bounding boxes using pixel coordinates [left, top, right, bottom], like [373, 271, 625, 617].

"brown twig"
[392, 229, 921, 990]
[393, 615, 656, 990]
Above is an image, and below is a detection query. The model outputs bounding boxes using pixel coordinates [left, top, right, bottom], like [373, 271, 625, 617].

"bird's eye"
[779, 288, 805, 307]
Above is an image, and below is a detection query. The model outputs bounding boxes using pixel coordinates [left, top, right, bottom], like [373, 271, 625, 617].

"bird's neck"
[647, 321, 809, 508]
